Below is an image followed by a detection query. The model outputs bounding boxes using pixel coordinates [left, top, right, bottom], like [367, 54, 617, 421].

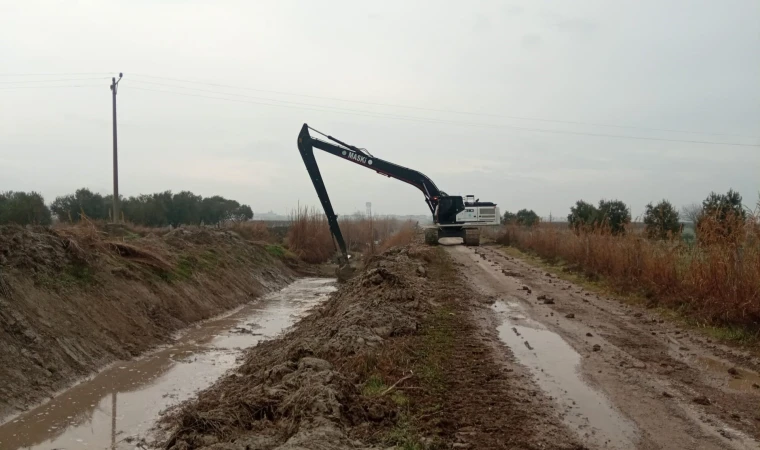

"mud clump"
[538, 294, 555, 305]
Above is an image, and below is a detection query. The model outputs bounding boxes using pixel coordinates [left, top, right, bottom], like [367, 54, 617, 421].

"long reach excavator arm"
[297, 123, 499, 266]
[297, 124, 444, 264]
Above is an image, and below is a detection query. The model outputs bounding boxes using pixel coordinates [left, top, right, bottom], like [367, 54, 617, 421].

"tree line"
[0, 188, 253, 226]
[501, 188, 750, 240]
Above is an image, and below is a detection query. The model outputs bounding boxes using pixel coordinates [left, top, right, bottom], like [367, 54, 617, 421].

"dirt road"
[448, 244, 760, 450]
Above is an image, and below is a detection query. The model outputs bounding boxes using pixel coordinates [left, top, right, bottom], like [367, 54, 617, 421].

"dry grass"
[223, 221, 272, 242]
[376, 221, 418, 253]
[286, 206, 336, 264]
[497, 211, 760, 327]
[286, 207, 418, 263]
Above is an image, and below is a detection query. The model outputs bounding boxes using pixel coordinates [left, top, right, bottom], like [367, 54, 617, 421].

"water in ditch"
[0, 278, 336, 450]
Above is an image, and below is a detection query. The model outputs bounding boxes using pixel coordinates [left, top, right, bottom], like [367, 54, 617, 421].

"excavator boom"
[296, 123, 499, 265]
[297, 124, 443, 263]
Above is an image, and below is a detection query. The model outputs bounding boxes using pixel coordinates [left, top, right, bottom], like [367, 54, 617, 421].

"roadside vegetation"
[496, 189, 760, 331]
[0, 188, 253, 226]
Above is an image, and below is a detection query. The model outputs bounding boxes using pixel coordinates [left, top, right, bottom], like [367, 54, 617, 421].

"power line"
[128, 84, 760, 147]
[0, 77, 110, 84]
[0, 84, 103, 90]
[130, 79, 466, 121]
[130, 73, 756, 139]
[0, 72, 112, 76]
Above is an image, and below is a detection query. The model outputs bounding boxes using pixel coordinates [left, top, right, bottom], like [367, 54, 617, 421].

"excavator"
[297, 123, 500, 267]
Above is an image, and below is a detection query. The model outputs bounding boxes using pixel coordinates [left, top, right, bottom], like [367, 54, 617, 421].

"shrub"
[697, 189, 746, 242]
[644, 200, 681, 240]
[515, 209, 539, 226]
[597, 199, 631, 235]
[567, 200, 598, 231]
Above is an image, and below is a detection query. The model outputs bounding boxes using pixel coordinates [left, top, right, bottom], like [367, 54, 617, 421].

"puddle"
[696, 356, 760, 392]
[493, 301, 638, 449]
[0, 278, 336, 450]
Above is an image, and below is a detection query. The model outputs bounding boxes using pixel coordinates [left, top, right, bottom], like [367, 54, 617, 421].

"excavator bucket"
[335, 263, 355, 281]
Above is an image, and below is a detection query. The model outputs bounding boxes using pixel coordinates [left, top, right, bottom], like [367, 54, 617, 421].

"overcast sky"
[1, 0, 758, 219]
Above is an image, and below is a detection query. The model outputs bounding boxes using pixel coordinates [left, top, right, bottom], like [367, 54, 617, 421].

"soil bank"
[0, 224, 295, 421]
[0, 278, 336, 450]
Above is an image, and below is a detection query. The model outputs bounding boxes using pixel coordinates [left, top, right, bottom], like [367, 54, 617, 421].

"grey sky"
[2, 0, 759, 219]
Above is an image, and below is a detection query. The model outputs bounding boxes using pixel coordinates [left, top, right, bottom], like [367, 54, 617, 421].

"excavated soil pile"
[0, 224, 293, 420]
[161, 244, 581, 450]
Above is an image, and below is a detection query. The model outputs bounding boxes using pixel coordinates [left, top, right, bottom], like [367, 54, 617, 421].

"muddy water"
[492, 301, 638, 449]
[696, 356, 760, 392]
[0, 278, 336, 450]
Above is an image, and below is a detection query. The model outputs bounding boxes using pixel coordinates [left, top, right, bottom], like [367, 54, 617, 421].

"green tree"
[502, 210, 516, 224]
[597, 199, 631, 235]
[567, 200, 599, 231]
[50, 188, 109, 222]
[697, 189, 746, 240]
[515, 209, 539, 226]
[170, 191, 203, 226]
[0, 191, 52, 225]
[231, 204, 254, 222]
[644, 200, 680, 239]
[47, 187, 253, 227]
[701, 189, 745, 222]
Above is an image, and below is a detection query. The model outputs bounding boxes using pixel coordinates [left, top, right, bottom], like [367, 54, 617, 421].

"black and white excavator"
[297, 124, 500, 266]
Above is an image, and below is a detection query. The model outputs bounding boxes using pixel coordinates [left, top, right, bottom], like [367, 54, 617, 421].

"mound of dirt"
[159, 244, 580, 449]
[0, 223, 294, 420]
[160, 246, 435, 449]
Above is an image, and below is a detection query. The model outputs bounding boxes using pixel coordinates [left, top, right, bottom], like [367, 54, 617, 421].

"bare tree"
[680, 203, 703, 224]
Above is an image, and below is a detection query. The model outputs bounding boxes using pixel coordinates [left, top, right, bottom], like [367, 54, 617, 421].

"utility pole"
[110, 73, 123, 222]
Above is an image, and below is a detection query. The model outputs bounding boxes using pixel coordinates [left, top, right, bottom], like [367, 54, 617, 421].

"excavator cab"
[435, 195, 465, 225]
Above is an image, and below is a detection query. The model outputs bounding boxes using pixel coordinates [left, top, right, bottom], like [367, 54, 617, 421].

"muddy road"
[0, 278, 335, 450]
[448, 244, 760, 450]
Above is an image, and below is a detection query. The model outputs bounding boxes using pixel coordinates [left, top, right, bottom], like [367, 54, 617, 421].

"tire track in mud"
[448, 244, 760, 450]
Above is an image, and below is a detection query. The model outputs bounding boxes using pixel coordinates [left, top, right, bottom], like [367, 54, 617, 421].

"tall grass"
[286, 207, 418, 263]
[377, 220, 418, 253]
[497, 211, 760, 326]
[286, 206, 335, 263]
[223, 221, 272, 242]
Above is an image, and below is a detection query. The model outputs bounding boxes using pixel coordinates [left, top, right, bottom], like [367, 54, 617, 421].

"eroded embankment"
[159, 244, 580, 450]
[0, 224, 294, 420]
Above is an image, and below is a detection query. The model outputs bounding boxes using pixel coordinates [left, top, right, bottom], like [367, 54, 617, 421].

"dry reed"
[497, 211, 760, 326]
